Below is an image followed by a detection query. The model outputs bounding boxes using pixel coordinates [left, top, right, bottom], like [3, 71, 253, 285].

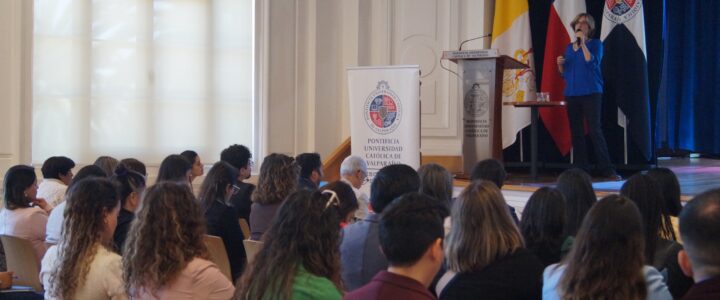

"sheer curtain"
[33, 0, 254, 165]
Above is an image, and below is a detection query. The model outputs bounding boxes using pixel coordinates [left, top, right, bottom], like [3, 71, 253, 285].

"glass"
[536, 92, 550, 102]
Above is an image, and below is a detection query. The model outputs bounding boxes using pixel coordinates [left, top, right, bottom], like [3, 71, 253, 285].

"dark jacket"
[229, 181, 255, 222]
[439, 248, 544, 300]
[113, 208, 135, 254]
[205, 199, 247, 281]
[654, 238, 694, 298]
[682, 276, 720, 300]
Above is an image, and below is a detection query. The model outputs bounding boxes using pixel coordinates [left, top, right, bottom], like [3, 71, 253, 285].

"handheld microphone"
[575, 28, 582, 46]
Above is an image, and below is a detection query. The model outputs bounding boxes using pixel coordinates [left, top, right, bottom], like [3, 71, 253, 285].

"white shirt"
[342, 178, 369, 219]
[45, 201, 66, 244]
[41, 244, 128, 300]
[37, 179, 68, 208]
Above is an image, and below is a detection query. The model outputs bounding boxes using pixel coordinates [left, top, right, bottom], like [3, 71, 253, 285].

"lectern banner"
[347, 65, 421, 179]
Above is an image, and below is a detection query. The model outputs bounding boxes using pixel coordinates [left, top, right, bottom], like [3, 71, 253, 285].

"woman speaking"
[557, 13, 620, 181]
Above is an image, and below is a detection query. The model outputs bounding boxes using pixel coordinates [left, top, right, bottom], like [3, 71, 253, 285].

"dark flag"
[600, 0, 652, 162]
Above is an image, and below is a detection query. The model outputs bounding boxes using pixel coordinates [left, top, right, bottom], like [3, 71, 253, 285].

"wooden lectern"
[442, 49, 529, 177]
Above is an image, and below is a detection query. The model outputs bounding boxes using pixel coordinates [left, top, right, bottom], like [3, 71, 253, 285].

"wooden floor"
[454, 157, 720, 204]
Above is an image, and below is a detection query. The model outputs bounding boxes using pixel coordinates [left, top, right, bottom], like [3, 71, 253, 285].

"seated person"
[37, 156, 75, 208]
[340, 164, 420, 291]
[345, 193, 448, 300]
[296, 152, 323, 190]
[677, 188, 720, 299]
[469, 159, 519, 224]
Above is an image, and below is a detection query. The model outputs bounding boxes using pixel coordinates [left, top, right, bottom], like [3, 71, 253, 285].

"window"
[32, 0, 255, 165]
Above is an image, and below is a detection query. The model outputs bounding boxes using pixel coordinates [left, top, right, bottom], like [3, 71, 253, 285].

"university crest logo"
[465, 83, 489, 117]
[364, 81, 402, 135]
[604, 0, 642, 24]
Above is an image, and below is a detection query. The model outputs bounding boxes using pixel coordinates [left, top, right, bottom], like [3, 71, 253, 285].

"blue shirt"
[561, 39, 603, 96]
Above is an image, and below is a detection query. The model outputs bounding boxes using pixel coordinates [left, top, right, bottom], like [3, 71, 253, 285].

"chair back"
[243, 239, 263, 265]
[0, 235, 43, 292]
[202, 235, 232, 281]
[238, 218, 250, 239]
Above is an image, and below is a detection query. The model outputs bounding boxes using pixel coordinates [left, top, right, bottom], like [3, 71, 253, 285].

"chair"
[202, 235, 232, 281]
[243, 239, 263, 265]
[0, 235, 43, 292]
[238, 218, 251, 239]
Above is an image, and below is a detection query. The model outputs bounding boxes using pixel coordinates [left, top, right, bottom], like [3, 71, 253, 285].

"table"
[503, 101, 566, 180]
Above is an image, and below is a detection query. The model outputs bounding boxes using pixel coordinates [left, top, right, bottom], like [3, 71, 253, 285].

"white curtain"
[33, 0, 254, 165]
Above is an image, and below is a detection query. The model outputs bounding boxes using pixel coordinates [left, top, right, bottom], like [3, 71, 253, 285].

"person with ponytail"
[111, 164, 147, 254]
[197, 161, 246, 281]
[40, 177, 126, 299]
[237, 189, 352, 299]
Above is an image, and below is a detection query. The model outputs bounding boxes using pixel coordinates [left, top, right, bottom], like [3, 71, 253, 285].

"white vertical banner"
[347, 65, 421, 180]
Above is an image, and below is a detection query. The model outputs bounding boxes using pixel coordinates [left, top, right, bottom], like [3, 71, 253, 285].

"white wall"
[263, 0, 495, 158]
[0, 0, 494, 183]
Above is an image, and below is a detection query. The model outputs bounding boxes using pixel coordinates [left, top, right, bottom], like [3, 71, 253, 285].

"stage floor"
[454, 157, 720, 216]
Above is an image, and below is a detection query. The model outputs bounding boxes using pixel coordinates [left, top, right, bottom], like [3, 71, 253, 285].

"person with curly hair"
[123, 182, 233, 299]
[40, 177, 125, 299]
[237, 189, 351, 300]
[249, 153, 299, 240]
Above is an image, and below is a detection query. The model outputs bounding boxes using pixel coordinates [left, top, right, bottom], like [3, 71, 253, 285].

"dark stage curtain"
[504, 0, 665, 167]
[657, 0, 720, 155]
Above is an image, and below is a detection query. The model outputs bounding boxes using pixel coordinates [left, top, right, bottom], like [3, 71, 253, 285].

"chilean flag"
[600, 0, 652, 161]
[539, 0, 587, 156]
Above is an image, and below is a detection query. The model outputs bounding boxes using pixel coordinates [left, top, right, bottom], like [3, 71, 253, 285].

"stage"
[454, 157, 720, 217]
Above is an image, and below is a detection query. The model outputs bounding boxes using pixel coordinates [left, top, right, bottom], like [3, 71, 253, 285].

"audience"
[543, 195, 672, 300]
[437, 180, 543, 300]
[345, 193, 448, 300]
[555, 168, 596, 255]
[46, 165, 107, 245]
[40, 177, 126, 299]
[418, 163, 454, 235]
[123, 182, 234, 299]
[296, 152, 323, 190]
[156, 154, 192, 185]
[94, 156, 119, 178]
[197, 161, 246, 281]
[339, 156, 370, 219]
[119, 158, 147, 177]
[111, 165, 146, 254]
[341, 164, 420, 291]
[238, 189, 350, 299]
[319, 181, 360, 225]
[37, 156, 75, 208]
[1, 165, 51, 261]
[520, 187, 566, 267]
[249, 153, 298, 240]
[221, 144, 255, 221]
[180, 150, 204, 183]
[678, 188, 720, 299]
[621, 174, 694, 298]
[469, 158, 520, 224]
[646, 167, 682, 240]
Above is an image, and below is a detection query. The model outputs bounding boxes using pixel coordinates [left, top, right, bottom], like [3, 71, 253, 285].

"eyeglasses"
[322, 190, 339, 210]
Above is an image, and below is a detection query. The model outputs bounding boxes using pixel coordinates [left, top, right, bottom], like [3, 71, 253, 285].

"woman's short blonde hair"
[570, 13, 596, 37]
[445, 180, 524, 273]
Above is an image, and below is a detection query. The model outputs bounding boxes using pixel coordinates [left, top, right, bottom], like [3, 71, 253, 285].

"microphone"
[575, 28, 582, 46]
[458, 34, 492, 51]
